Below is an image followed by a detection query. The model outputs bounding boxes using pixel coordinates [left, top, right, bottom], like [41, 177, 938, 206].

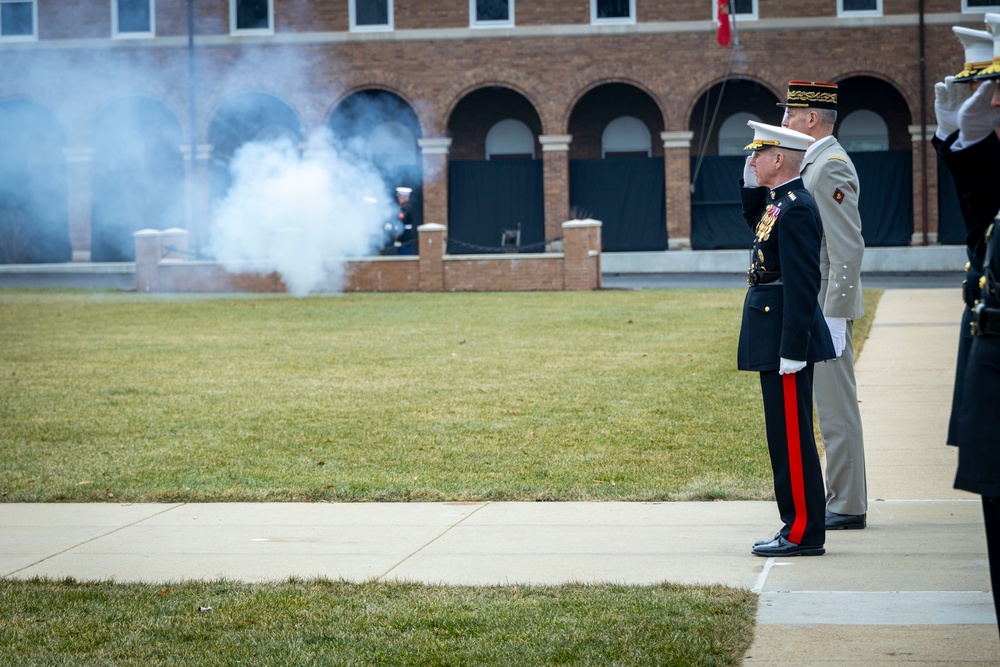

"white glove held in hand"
[825, 316, 847, 358]
[957, 80, 1000, 149]
[934, 76, 970, 140]
[742, 155, 758, 188]
[779, 358, 807, 375]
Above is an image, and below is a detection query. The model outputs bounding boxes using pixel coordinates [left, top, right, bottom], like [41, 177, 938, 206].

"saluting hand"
[957, 80, 1000, 149]
[933, 76, 971, 141]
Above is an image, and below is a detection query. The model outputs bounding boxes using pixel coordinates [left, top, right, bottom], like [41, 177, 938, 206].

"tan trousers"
[814, 321, 868, 515]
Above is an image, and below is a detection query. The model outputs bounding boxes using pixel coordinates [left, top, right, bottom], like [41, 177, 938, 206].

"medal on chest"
[755, 204, 781, 242]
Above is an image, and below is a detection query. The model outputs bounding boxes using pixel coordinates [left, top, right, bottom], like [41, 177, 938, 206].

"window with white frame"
[718, 112, 762, 156]
[714, 0, 756, 22]
[602, 116, 651, 158]
[114, 0, 154, 37]
[838, 0, 881, 16]
[591, 0, 635, 25]
[838, 110, 889, 153]
[471, 0, 512, 28]
[963, 0, 1000, 11]
[231, 0, 272, 34]
[351, 0, 392, 31]
[486, 119, 534, 160]
[0, 0, 35, 39]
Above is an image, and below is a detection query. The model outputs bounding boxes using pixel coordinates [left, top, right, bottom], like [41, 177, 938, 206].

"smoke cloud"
[208, 129, 397, 297]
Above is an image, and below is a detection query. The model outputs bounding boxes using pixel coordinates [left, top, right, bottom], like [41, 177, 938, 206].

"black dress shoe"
[754, 531, 781, 547]
[751, 536, 825, 557]
[825, 511, 866, 530]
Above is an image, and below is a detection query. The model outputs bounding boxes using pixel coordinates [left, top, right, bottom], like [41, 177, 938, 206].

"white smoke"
[208, 129, 396, 296]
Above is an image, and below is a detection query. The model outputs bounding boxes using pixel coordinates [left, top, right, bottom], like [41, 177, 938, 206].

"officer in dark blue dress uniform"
[940, 20, 1000, 636]
[737, 121, 836, 557]
[932, 25, 997, 446]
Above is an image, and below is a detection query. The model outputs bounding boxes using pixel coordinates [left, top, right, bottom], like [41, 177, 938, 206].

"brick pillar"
[562, 219, 602, 290]
[909, 124, 936, 246]
[134, 229, 162, 292]
[539, 134, 572, 242]
[181, 143, 213, 255]
[63, 147, 94, 262]
[661, 131, 694, 250]
[418, 138, 452, 230]
[418, 223, 446, 292]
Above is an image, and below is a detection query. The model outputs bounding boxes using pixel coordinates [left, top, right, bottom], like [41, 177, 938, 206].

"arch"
[833, 75, 911, 151]
[567, 82, 664, 160]
[90, 95, 185, 261]
[602, 115, 652, 158]
[689, 78, 781, 157]
[208, 92, 304, 164]
[838, 109, 889, 152]
[0, 98, 70, 264]
[486, 119, 535, 160]
[207, 91, 304, 206]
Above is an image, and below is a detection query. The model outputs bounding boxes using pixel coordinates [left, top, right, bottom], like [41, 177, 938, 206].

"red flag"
[716, 0, 731, 47]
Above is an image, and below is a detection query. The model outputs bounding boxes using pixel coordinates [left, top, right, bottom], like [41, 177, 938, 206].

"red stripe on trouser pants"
[783, 372, 808, 544]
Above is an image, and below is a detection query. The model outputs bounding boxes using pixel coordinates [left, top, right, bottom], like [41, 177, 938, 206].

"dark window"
[967, 0, 998, 6]
[118, 0, 151, 33]
[476, 0, 509, 22]
[356, 0, 389, 26]
[0, 1, 33, 37]
[842, 0, 877, 10]
[236, 0, 269, 31]
[596, 0, 630, 19]
[732, 0, 753, 15]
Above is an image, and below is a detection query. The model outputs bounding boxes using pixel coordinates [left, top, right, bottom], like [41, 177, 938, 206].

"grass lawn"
[0, 286, 882, 666]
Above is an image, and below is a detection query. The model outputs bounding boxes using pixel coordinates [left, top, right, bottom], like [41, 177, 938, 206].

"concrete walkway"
[1, 288, 997, 665]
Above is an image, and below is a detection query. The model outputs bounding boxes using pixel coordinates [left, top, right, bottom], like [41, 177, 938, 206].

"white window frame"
[230, 0, 273, 36]
[470, 0, 513, 28]
[591, 0, 636, 26]
[713, 0, 757, 23]
[963, 0, 1000, 12]
[350, 0, 393, 33]
[113, 0, 155, 39]
[837, 0, 882, 17]
[0, 0, 37, 41]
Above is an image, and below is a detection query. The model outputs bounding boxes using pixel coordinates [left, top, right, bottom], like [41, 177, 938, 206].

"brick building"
[0, 0, 996, 265]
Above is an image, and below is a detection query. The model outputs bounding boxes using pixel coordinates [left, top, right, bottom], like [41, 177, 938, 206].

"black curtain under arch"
[690, 151, 914, 250]
[447, 160, 544, 253]
[569, 157, 666, 252]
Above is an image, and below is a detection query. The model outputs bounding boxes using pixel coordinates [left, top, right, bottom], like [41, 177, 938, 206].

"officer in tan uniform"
[779, 82, 867, 530]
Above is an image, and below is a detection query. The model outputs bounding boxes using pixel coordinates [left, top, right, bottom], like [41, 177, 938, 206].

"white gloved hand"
[825, 316, 847, 358]
[742, 155, 758, 188]
[957, 80, 1000, 148]
[933, 76, 971, 140]
[779, 358, 807, 375]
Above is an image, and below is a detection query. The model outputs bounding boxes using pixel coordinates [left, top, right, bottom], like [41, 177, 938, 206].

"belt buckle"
[747, 271, 760, 287]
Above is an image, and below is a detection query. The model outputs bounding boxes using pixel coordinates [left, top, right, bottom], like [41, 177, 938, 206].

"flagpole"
[730, 0, 738, 47]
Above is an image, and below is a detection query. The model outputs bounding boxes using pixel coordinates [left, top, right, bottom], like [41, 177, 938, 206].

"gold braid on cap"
[955, 61, 993, 78]
[744, 139, 781, 150]
[785, 90, 838, 106]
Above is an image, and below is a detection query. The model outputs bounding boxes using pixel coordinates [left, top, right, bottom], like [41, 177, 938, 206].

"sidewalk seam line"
[374, 502, 491, 582]
[1, 503, 187, 579]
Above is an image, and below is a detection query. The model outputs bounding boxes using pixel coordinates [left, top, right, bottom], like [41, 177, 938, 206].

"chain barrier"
[445, 236, 561, 254]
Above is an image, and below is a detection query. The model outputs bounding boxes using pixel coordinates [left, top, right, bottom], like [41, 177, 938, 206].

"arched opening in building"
[688, 79, 779, 249]
[329, 90, 422, 254]
[208, 91, 304, 206]
[90, 95, 184, 261]
[0, 98, 70, 264]
[568, 83, 666, 252]
[447, 87, 544, 254]
[835, 76, 913, 246]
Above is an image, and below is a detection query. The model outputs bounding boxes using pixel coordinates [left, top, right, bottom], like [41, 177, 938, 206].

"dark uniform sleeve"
[739, 183, 769, 231]
[777, 200, 825, 362]
[938, 131, 1000, 266]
